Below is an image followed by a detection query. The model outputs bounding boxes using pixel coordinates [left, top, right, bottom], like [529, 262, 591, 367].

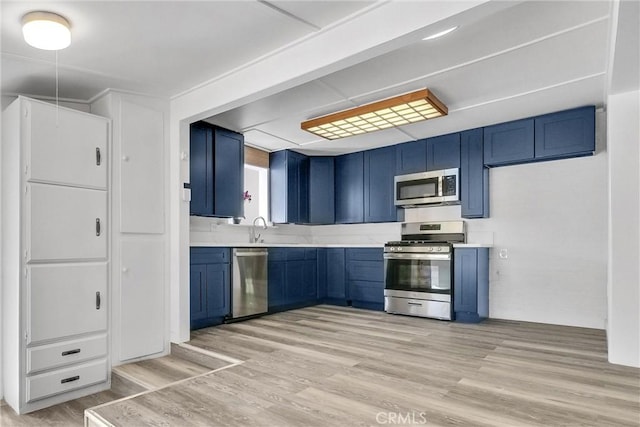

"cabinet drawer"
[27, 335, 107, 374]
[286, 248, 306, 261]
[26, 358, 108, 403]
[346, 248, 383, 262]
[268, 248, 287, 262]
[27, 183, 107, 261]
[190, 247, 230, 264]
[28, 263, 107, 345]
[347, 260, 384, 282]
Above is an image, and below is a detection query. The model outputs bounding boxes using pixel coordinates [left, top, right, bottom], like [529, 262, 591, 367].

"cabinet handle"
[96, 218, 101, 236]
[96, 147, 101, 166]
[61, 375, 80, 384]
[407, 302, 423, 306]
[61, 349, 81, 356]
[96, 291, 101, 310]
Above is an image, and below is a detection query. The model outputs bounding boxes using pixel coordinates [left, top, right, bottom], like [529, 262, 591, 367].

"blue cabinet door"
[269, 150, 309, 224]
[426, 133, 461, 171]
[454, 248, 489, 323]
[308, 157, 335, 224]
[268, 260, 286, 309]
[189, 248, 231, 330]
[326, 248, 346, 302]
[317, 249, 327, 300]
[460, 129, 489, 218]
[335, 152, 364, 224]
[189, 124, 214, 216]
[396, 139, 427, 174]
[214, 128, 244, 218]
[269, 151, 288, 224]
[285, 260, 306, 304]
[534, 106, 595, 160]
[484, 118, 534, 166]
[190, 264, 208, 326]
[303, 259, 317, 301]
[364, 146, 402, 223]
[345, 248, 384, 310]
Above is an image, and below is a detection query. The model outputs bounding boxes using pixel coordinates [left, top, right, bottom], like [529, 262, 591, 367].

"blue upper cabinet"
[335, 152, 364, 224]
[190, 123, 244, 218]
[269, 150, 309, 224]
[534, 106, 595, 160]
[484, 107, 595, 167]
[460, 129, 489, 218]
[213, 128, 244, 218]
[308, 157, 335, 224]
[426, 133, 460, 171]
[396, 139, 427, 174]
[190, 124, 213, 216]
[364, 146, 402, 223]
[483, 118, 535, 166]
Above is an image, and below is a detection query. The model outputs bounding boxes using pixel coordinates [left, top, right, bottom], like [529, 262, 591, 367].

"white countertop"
[190, 242, 491, 248]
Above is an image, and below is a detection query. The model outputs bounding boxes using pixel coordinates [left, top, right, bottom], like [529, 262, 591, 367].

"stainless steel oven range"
[384, 221, 465, 320]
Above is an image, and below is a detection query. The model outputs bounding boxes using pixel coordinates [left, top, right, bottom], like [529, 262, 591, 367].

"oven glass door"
[384, 254, 451, 293]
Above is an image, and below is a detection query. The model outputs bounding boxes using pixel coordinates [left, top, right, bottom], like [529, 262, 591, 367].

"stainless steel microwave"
[394, 168, 459, 207]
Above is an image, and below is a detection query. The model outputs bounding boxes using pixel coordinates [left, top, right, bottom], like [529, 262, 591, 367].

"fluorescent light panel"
[301, 89, 447, 140]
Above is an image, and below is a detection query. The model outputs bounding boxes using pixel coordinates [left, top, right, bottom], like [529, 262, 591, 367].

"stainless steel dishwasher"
[231, 248, 268, 320]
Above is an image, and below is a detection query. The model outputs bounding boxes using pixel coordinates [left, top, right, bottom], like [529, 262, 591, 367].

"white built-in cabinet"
[1, 97, 111, 414]
[91, 91, 169, 365]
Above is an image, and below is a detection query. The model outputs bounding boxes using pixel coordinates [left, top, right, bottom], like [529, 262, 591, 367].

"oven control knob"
[398, 247, 403, 251]
[436, 247, 442, 252]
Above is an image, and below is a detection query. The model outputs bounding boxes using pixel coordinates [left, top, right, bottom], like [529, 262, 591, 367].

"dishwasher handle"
[234, 250, 269, 257]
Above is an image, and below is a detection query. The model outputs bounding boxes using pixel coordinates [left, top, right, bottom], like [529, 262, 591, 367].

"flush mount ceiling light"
[301, 89, 448, 140]
[22, 11, 71, 50]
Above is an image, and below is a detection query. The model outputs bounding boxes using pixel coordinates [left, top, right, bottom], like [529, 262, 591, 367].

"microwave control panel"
[442, 175, 457, 196]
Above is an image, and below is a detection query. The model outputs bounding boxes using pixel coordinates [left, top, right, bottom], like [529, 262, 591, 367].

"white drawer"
[27, 335, 107, 374]
[26, 358, 108, 403]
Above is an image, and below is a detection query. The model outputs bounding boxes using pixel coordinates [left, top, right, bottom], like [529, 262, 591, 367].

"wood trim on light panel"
[244, 146, 269, 168]
[301, 89, 448, 140]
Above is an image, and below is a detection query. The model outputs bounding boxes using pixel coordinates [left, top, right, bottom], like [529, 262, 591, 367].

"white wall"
[607, 90, 639, 367]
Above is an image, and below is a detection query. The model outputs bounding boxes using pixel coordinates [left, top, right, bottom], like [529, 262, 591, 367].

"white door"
[27, 184, 107, 262]
[27, 263, 108, 345]
[120, 100, 164, 234]
[120, 239, 164, 361]
[27, 99, 108, 189]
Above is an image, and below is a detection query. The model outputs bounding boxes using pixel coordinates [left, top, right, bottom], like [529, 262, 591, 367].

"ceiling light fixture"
[22, 11, 71, 50]
[301, 89, 447, 140]
[423, 26, 458, 41]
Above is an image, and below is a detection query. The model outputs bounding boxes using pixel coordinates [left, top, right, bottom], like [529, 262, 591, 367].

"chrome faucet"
[250, 216, 268, 243]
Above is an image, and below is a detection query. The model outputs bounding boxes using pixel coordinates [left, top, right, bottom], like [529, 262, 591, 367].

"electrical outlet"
[499, 248, 508, 259]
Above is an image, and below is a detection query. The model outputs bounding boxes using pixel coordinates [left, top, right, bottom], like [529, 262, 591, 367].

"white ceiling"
[1, 1, 634, 155]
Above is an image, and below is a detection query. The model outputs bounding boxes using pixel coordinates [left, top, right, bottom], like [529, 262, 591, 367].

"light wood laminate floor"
[83, 305, 639, 427]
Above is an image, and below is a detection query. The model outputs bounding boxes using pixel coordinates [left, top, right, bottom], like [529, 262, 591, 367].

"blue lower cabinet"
[268, 248, 318, 312]
[453, 248, 489, 323]
[346, 248, 384, 310]
[189, 248, 231, 330]
[317, 249, 327, 300]
[325, 248, 347, 305]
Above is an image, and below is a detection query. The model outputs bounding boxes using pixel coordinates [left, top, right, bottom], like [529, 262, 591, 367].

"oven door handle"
[383, 253, 451, 261]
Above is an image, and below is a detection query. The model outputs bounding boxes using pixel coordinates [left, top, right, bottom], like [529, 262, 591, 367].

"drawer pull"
[96, 291, 101, 310]
[96, 147, 101, 166]
[407, 302, 423, 306]
[61, 375, 80, 384]
[96, 218, 101, 236]
[61, 349, 81, 356]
